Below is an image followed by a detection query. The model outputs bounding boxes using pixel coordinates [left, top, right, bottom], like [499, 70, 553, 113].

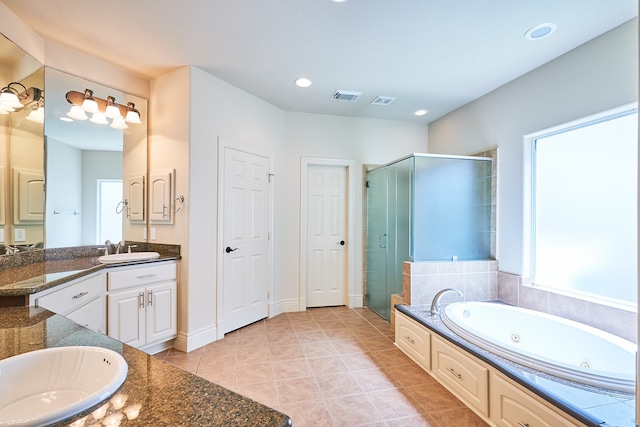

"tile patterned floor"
[154, 306, 488, 427]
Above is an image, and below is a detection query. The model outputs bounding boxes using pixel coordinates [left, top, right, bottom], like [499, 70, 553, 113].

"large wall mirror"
[44, 67, 148, 248]
[0, 34, 44, 253]
[0, 31, 148, 256]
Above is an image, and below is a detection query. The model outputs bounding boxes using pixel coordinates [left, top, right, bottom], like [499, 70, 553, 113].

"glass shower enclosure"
[365, 153, 493, 321]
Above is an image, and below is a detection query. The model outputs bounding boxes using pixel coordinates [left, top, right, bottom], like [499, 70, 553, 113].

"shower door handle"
[378, 234, 387, 248]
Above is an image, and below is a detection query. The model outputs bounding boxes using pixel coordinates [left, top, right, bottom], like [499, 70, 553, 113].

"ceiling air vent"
[371, 96, 396, 106]
[332, 90, 362, 101]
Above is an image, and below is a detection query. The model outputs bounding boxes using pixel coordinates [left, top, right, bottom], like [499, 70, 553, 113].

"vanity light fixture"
[65, 89, 143, 127]
[0, 82, 43, 115]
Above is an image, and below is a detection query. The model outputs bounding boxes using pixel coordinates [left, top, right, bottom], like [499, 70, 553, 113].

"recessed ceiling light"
[414, 109, 429, 117]
[524, 23, 557, 40]
[59, 117, 73, 122]
[294, 78, 312, 88]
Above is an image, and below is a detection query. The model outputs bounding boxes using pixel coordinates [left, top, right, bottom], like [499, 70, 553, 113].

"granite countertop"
[0, 306, 292, 426]
[0, 254, 179, 297]
[397, 304, 636, 427]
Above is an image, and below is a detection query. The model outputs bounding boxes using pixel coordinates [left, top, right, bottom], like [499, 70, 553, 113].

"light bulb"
[110, 116, 128, 129]
[105, 96, 122, 119]
[90, 112, 108, 124]
[110, 393, 128, 410]
[81, 89, 99, 113]
[0, 89, 22, 109]
[67, 105, 88, 120]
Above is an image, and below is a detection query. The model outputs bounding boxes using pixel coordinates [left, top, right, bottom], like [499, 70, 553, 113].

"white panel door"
[306, 165, 347, 307]
[149, 171, 172, 223]
[222, 147, 270, 333]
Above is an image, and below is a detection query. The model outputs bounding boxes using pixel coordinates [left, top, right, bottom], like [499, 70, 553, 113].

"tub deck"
[397, 303, 636, 427]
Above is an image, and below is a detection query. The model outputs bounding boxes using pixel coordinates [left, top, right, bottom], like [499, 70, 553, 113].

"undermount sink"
[0, 346, 128, 426]
[98, 251, 160, 264]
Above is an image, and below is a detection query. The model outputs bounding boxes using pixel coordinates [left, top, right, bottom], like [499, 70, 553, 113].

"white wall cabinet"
[107, 261, 177, 353]
[149, 170, 174, 223]
[30, 272, 106, 333]
[394, 309, 588, 427]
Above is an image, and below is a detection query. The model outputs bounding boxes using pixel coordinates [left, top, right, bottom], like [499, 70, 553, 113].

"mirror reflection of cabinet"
[0, 34, 44, 248]
[127, 174, 145, 222]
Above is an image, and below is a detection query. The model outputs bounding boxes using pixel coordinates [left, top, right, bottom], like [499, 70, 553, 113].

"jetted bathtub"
[441, 301, 636, 393]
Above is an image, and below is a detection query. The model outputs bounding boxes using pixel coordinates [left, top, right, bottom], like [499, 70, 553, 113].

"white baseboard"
[173, 324, 218, 353]
[349, 294, 363, 308]
[269, 300, 284, 318]
[282, 298, 303, 312]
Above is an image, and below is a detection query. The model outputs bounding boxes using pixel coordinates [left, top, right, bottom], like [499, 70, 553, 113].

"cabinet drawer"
[395, 311, 431, 371]
[36, 273, 105, 316]
[491, 373, 583, 427]
[432, 335, 489, 416]
[66, 296, 106, 334]
[108, 262, 176, 291]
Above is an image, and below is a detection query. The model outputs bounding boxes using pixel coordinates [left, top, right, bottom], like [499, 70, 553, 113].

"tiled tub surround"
[396, 304, 636, 427]
[0, 243, 181, 306]
[0, 306, 291, 426]
[402, 261, 637, 344]
[497, 271, 637, 344]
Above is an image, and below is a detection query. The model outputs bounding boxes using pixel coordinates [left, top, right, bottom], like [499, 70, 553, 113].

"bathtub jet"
[441, 301, 636, 394]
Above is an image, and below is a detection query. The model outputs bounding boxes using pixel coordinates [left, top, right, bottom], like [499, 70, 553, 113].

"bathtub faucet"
[430, 288, 463, 316]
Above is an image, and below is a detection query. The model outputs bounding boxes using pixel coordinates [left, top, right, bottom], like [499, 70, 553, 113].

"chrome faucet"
[115, 240, 126, 254]
[430, 288, 463, 316]
[0, 243, 19, 255]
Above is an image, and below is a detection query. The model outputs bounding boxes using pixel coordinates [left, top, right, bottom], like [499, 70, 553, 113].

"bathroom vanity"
[0, 246, 179, 354]
[0, 305, 291, 426]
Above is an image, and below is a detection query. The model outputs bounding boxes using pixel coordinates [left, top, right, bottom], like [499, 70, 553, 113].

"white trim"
[216, 137, 275, 335]
[300, 157, 358, 309]
[173, 325, 218, 352]
[282, 298, 303, 313]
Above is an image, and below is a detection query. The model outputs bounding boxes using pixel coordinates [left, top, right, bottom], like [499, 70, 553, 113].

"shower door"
[365, 168, 388, 319]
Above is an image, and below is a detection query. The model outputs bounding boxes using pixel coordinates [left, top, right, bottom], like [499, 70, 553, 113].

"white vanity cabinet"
[107, 261, 177, 352]
[30, 272, 106, 333]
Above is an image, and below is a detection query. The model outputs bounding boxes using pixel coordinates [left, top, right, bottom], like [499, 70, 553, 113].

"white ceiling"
[1, 0, 637, 123]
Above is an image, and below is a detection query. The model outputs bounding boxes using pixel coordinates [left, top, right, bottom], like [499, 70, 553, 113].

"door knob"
[338, 240, 345, 246]
[225, 246, 239, 253]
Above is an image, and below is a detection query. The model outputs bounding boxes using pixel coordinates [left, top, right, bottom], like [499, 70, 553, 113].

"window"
[532, 108, 637, 309]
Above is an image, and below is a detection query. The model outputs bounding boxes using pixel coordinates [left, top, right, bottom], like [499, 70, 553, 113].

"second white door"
[306, 164, 347, 307]
[222, 146, 271, 333]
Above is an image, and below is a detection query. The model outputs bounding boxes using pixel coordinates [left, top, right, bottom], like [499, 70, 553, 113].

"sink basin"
[98, 251, 160, 264]
[0, 346, 128, 426]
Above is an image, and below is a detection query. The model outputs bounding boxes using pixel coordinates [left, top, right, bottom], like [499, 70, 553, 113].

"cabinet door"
[67, 296, 106, 333]
[395, 311, 431, 371]
[108, 288, 145, 348]
[149, 170, 173, 223]
[491, 373, 583, 427]
[432, 335, 489, 417]
[145, 282, 177, 345]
